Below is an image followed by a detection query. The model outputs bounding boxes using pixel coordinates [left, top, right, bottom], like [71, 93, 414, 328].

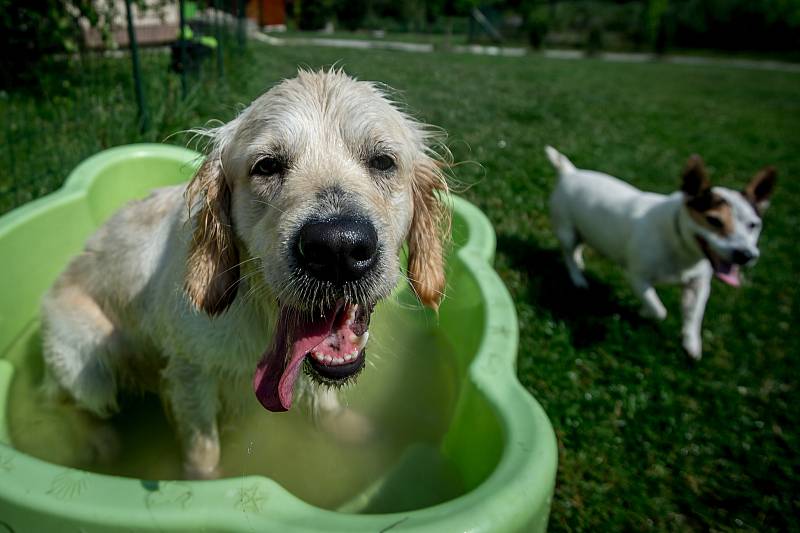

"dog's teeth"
[313, 351, 325, 361]
[358, 331, 370, 349]
[344, 352, 354, 361]
[324, 355, 332, 364]
[333, 357, 344, 364]
[349, 331, 369, 349]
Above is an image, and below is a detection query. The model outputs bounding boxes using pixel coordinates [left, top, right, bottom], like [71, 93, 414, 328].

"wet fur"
[40, 69, 450, 478]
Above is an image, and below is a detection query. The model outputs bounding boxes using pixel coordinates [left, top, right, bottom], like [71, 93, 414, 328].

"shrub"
[294, 0, 334, 31]
[525, 6, 550, 49]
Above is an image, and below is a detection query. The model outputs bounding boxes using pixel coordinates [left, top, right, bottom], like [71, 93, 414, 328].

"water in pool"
[6, 299, 465, 512]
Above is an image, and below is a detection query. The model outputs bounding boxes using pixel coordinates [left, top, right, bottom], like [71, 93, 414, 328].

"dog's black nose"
[296, 217, 379, 282]
[731, 249, 755, 265]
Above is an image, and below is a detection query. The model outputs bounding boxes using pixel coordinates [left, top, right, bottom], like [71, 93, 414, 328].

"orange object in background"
[247, 0, 286, 27]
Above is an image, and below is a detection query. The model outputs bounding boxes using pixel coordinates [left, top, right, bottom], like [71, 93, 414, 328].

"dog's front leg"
[629, 275, 667, 321]
[681, 272, 712, 360]
[163, 359, 221, 479]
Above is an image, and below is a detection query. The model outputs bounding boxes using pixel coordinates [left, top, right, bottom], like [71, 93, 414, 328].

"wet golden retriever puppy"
[40, 69, 448, 478]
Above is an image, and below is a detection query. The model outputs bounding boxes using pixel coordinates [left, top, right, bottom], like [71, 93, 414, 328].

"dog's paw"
[182, 434, 221, 480]
[183, 463, 222, 480]
[640, 303, 667, 321]
[682, 335, 703, 361]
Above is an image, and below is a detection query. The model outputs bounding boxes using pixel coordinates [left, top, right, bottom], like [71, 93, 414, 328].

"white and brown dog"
[546, 146, 775, 359]
[40, 69, 448, 478]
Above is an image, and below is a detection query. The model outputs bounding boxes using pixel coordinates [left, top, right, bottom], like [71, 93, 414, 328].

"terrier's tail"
[545, 145, 577, 174]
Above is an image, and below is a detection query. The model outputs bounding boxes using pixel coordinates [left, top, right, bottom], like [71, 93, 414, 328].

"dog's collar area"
[674, 207, 696, 252]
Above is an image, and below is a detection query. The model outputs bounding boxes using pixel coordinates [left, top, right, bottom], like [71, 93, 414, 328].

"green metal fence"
[0, 0, 249, 215]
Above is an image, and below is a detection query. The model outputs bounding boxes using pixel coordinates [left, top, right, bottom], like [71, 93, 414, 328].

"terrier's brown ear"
[184, 157, 240, 315]
[681, 154, 715, 211]
[743, 166, 777, 215]
[406, 160, 449, 311]
[681, 154, 711, 197]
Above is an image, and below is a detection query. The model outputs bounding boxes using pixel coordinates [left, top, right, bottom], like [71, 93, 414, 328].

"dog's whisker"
[239, 278, 263, 305]
[402, 271, 424, 303]
[217, 256, 261, 279]
[252, 198, 288, 215]
[403, 270, 447, 300]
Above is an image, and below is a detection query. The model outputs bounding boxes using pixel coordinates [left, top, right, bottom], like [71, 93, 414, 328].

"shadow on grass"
[496, 233, 654, 348]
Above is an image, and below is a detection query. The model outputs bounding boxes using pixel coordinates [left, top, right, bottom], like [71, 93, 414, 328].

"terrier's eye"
[705, 215, 723, 229]
[252, 156, 285, 177]
[747, 221, 759, 231]
[369, 154, 396, 172]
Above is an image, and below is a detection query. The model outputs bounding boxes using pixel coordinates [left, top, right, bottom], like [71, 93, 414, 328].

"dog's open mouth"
[696, 236, 740, 287]
[253, 300, 372, 412]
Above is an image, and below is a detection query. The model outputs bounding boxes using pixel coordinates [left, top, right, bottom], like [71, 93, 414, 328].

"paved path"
[254, 33, 800, 73]
[254, 33, 527, 57]
[544, 49, 800, 73]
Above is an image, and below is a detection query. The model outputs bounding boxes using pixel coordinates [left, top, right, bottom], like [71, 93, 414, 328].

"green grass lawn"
[3, 43, 799, 531]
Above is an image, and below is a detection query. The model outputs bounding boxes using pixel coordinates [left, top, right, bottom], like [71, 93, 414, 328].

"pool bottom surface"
[7, 297, 466, 513]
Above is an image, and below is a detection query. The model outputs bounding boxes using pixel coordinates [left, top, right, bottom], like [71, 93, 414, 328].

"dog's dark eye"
[252, 156, 285, 177]
[369, 154, 396, 172]
[747, 221, 759, 230]
[705, 215, 723, 229]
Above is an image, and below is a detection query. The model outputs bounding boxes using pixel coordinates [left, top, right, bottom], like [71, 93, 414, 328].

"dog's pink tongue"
[716, 266, 741, 287]
[253, 308, 338, 412]
[253, 342, 307, 412]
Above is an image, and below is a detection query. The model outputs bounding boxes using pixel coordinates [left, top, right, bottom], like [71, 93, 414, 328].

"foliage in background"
[289, 0, 800, 55]
[289, 0, 483, 35]
[293, 0, 334, 30]
[524, 6, 550, 48]
[0, 0, 170, 90]
[666, 0, 800, 52]
[0, 0, 89, 89]
[333, 0, 368, 31]
[0, 10, 247, 213]
[535, 1, 645, 51]
[646, 0, 669, 53]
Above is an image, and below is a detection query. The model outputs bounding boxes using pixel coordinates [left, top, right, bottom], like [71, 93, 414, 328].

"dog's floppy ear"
[407, 159, 449, 311]
[743, 166, 777, 215]
[184, 156, 240, 316]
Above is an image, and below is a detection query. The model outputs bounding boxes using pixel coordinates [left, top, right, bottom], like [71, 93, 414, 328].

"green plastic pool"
[0, 144, 556, 532]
